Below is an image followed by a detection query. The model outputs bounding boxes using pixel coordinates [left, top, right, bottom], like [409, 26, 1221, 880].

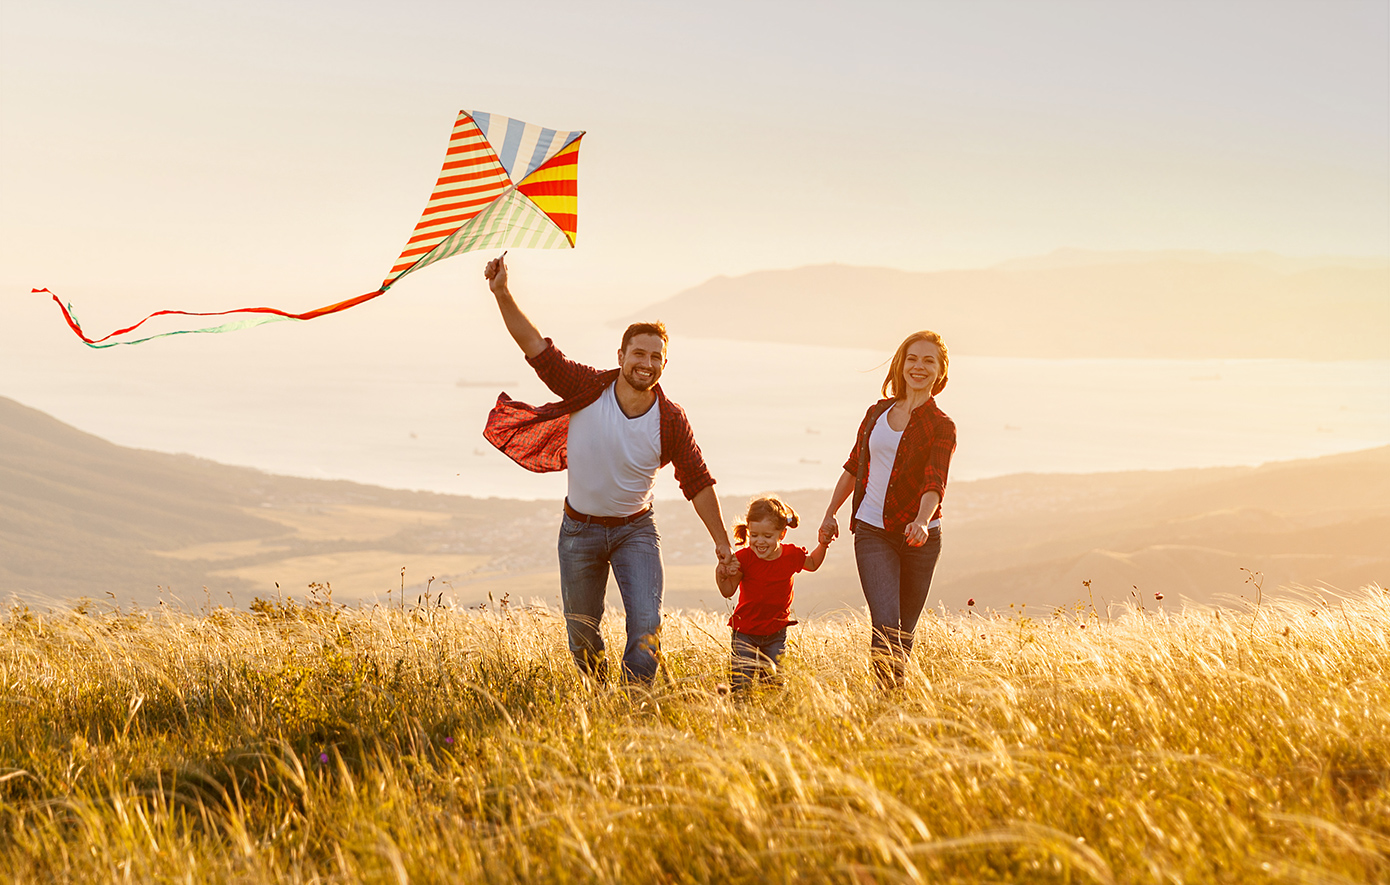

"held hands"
[818, 515, 839, 547]
[483, 252, 508, 296]
[715, 541, 735, 569]
[719, 556, 742, 582]
[713, 542, 740, 598]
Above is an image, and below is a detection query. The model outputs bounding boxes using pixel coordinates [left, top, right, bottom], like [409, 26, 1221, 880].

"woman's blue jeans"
[557, 509, 664, 684]
[853, 520, 942, 687]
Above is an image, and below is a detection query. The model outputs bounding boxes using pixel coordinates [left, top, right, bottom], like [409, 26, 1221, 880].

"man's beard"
[623, 365, 661, 391]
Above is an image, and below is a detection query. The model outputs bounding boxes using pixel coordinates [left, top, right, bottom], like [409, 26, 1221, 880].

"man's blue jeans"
[853, 520, 942, 687]
[730, 628, 787, 691]
[557, 509, 664, 683]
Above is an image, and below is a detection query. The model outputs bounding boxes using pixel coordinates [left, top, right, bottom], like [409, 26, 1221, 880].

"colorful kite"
[34, 110, 583, 347]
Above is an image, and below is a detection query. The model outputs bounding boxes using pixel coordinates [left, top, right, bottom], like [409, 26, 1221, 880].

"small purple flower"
[319, 752, 329, 764]
[444, 736, 455, 744]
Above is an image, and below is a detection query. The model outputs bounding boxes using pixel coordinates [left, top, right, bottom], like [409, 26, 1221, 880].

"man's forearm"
[691, 485, 731, 554]
[492, 285, 547, 359]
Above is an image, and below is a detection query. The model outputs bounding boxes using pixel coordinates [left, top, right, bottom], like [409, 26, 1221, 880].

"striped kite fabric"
[36, 110, 584, 348]
[383, 112, 582, 290]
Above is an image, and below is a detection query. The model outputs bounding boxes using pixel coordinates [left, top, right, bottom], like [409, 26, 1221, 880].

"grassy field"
[1, 588, 1386, 883]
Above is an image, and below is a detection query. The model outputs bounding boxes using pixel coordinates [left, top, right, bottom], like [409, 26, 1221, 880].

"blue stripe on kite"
[524, 128, 557, 181]
[498, 118, 527, 180]
[470, 110, 493, 138]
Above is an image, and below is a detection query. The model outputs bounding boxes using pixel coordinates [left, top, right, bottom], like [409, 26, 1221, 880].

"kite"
[33, 110, 583, 347]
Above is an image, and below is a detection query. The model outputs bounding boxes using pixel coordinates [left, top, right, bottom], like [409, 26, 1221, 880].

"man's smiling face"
[618, 333, 667, 392]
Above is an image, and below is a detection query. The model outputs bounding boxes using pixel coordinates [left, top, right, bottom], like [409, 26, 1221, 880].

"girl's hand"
[818, 515, 838, 546]
[903, 521, 930, 547]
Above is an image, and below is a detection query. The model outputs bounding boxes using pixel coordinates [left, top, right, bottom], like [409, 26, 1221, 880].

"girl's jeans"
[730, 627, 787, 690]
[853, 520, 942, 687]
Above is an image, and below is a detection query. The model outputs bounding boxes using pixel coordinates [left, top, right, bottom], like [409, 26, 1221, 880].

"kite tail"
[33, 287, 390, 348]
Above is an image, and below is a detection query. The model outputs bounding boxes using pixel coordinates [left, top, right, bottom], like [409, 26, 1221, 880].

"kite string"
[32, 287, 389, 346]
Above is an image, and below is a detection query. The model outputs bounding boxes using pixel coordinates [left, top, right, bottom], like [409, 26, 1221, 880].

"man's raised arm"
[484, 255, 547, 359]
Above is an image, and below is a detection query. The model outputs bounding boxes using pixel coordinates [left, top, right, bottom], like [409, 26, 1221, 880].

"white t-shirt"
[856, 409, 902, 530]
[566, 383, 662, 517]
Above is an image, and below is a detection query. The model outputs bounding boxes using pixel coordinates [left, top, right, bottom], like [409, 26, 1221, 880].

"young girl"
[716, 495, 831, 690]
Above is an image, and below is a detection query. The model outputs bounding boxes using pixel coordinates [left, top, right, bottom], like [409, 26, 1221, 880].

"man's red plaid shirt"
[844, 397, 956, 535]
[483, 339, 715, 501]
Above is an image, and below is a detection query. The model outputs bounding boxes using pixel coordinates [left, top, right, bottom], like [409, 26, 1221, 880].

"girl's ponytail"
[732, 494, 800, 545]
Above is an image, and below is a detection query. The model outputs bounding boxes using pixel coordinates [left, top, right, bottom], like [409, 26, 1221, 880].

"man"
[482, 255, 733, 684]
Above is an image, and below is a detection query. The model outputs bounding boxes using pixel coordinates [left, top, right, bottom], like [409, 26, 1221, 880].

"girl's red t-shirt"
[729, 544, 807, 635]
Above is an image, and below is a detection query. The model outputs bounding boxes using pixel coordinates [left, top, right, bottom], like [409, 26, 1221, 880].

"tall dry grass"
[0, 587, 1386, 883]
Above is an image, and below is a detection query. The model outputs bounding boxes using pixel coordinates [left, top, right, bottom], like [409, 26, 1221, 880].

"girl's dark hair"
[732, 495, 799, 545]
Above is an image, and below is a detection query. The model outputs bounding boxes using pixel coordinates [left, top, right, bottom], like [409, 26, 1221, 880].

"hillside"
[647, 448, 1390, 617]
[925, 447, 1390, 612]
[0, 395, 553, 606]
[3, 395, 1385, 614]
[614, 251, 1389, 358]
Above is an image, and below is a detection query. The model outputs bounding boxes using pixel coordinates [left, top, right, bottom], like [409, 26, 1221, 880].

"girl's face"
[745, 518, 786, 560]
[901, 340, 941, 395]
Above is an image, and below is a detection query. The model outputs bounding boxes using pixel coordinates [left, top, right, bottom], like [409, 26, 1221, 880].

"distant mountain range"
[616, 250, 1389, 358]
[0, 395, 551, 607]
[4, 394, 1386, 614]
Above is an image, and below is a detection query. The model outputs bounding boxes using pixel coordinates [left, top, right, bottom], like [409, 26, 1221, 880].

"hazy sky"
[3, 0, 1387, 323]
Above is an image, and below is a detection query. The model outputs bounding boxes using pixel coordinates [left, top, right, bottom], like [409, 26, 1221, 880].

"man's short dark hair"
[621, 321, 669, 352]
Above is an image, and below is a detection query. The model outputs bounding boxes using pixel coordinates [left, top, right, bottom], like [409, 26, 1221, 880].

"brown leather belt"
[564, 499, 651, 527]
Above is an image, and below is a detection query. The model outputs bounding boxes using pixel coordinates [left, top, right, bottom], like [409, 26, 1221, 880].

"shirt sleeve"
[661, 399, 716, 500]
[786, 545, 809, 573]
[921, 414, 957, 499]
[526, 339, 605, 400]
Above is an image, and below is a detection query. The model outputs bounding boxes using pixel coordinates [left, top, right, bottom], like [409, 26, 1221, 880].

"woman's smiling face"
[901, 340, 941, 395]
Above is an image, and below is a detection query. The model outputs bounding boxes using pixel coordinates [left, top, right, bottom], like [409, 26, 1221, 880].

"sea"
[3, 302, 1387, 501]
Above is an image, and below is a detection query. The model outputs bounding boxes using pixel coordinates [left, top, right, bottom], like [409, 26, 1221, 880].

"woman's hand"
[905, 491, 941, 547]
[819, 472, 854, 548]
[903, 520, 931, 547]
[818, 515, 839, 546]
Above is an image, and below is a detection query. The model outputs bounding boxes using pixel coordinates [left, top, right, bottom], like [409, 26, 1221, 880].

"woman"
[819, 330, 956, 688]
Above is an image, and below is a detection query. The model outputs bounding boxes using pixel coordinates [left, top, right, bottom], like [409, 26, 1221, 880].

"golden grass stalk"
[1, 587, 1386, 883]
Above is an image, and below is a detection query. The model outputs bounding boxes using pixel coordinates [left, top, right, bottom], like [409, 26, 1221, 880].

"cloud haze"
[4, 0, 1386, 321]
